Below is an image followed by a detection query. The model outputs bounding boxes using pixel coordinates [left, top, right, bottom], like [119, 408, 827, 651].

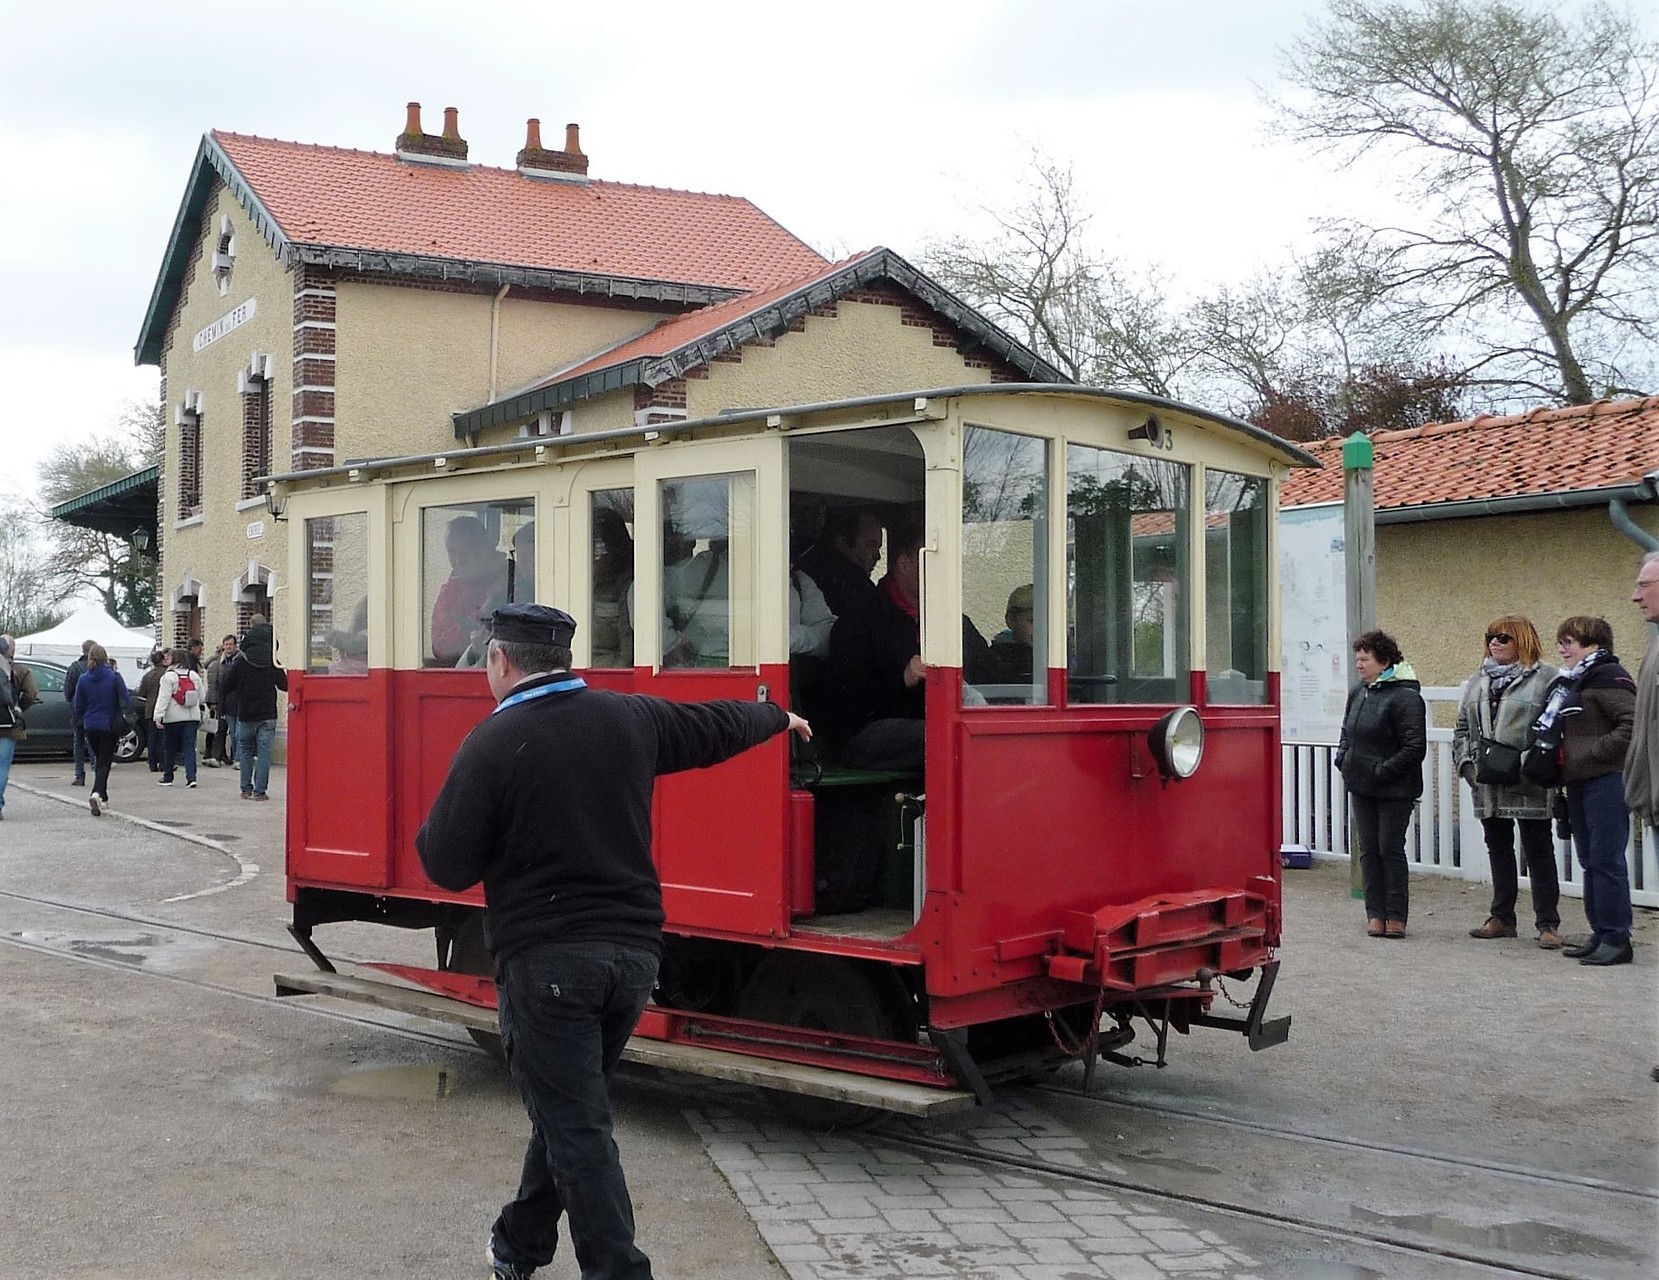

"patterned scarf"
[1533, 648, 1611, 737]
[1481, 656, 1523, 693]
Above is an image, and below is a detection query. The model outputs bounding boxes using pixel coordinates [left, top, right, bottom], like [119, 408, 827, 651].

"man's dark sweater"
[220, 624, 288, 721]
[415, 678, 789, 962]
[823, 581, 923, 750]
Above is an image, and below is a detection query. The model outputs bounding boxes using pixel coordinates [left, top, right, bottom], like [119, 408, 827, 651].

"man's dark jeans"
[492, 942, 659, 1280]
[71, 720, 89, 783]
[1480, 816, 1560, 930]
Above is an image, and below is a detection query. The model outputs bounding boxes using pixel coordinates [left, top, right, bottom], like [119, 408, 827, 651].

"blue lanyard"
[492, 676, 586, 715]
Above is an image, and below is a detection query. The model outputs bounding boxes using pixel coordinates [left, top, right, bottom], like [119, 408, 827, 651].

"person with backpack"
[154, 645, 205, 787]
[0, 635, 42, 822]
[72, 642, 134, 816]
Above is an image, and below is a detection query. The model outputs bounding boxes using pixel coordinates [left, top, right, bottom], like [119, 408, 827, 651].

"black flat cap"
[488, 603, 577, 646]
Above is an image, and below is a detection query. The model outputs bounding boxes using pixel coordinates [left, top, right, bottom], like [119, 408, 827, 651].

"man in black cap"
[416, 603, 808, 1280]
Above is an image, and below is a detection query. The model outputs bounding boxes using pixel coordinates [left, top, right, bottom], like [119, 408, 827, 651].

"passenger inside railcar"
[589, 498, 635, 669]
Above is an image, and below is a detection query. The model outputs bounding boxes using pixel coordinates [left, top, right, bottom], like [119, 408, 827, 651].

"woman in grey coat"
[1452, 616, 1562, 948]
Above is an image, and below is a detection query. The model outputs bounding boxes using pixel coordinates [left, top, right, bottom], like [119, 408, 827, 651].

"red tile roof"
[1280, 396, 1659, 511]
[212, 131, 827, 290]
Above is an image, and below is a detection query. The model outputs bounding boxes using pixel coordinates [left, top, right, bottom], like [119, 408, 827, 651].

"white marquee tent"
[15, 603, 158, 682]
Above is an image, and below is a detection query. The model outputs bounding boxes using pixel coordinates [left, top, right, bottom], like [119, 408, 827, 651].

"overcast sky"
[0, 0, 1406, 502]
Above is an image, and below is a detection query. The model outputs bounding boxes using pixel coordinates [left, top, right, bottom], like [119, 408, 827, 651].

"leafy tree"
[0, 500, 71, 637]
[36, 401, 162, 629]
[1276, 0, 1659, 405]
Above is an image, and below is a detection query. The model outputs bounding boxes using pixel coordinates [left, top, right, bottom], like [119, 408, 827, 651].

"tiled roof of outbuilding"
[1280, 396, 1659, 512]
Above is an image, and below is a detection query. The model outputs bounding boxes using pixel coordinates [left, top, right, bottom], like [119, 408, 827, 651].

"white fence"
[1282, 688, 1658, 911]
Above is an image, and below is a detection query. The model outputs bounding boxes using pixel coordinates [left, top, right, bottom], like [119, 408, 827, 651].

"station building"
[134, 104, 1060, 690]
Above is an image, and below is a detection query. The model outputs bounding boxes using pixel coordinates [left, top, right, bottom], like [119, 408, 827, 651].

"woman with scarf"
[1453, 616, 1563, 947]
[0, 635, 42, 821]
[1533, 616, 1637, 966]
[70, 642, 134, 816]
[1336, 629, 1427, 939]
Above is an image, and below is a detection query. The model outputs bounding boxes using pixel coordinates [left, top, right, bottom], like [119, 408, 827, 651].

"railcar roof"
[265, 384, 1321, 491]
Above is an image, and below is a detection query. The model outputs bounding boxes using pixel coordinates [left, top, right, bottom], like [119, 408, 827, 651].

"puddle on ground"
[64, 933, 162, 965]
[328, 1064, 466, 1102]
[1350, 1207, 1640, 1260]
[1118, 1147, 1222, 1176]
[200, 833, 241, 841]
[147, 819, 191, 828]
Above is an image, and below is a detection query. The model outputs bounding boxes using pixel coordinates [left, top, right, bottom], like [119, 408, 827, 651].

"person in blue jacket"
[72, 642, 135, 816]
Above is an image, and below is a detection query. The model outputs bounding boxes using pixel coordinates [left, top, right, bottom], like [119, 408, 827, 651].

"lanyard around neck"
[492, 676, 586, 715]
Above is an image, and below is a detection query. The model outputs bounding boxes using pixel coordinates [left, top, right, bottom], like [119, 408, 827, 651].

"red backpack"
[172, 672, 201, 708]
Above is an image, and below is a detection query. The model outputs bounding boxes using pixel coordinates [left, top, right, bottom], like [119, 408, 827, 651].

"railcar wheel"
[736, 952, 912, 1132]
[446, 914, 504, 1061]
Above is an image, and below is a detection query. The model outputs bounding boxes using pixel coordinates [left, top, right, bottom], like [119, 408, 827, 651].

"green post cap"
[1342, 432, 1374, 470]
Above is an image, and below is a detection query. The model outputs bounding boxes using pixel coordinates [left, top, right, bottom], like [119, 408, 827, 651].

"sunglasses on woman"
[1485, 632, 1514, 644]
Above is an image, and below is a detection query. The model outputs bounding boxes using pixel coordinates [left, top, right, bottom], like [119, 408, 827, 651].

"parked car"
[12, 658, 145, 764]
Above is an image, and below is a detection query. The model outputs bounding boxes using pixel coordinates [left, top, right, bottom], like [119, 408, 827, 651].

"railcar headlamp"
[1149, 706, 1204, 781]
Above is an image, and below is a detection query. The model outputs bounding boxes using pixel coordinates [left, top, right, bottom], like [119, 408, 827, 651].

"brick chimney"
[396, 102, 469, 165]
[517, 119, 590, 183]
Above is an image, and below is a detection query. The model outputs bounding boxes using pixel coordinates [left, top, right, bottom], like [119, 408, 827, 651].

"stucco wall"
[686, 299, 994, 416]
[335, 285, 665, 458]
[1379, 505, 1659, 691]
[159, 183, 295, 648]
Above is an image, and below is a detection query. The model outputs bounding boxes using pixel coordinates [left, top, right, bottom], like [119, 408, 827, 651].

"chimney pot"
[404, 102, 423, 135]
[525, 118, 543, 150]
[565, 123, 583, 155]
[442, 107, 460, 139]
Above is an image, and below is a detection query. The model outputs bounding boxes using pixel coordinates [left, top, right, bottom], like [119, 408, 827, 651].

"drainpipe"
[488, 283, 511, 403]
[1609, 470, 1659, 552]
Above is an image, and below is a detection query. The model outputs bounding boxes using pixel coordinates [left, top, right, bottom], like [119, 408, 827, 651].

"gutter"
[1375, 479, 1657, 525]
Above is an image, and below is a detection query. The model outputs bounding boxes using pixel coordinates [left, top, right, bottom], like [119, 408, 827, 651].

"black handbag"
[1521, 738, 1562, 787]
[1473, 736, 1522, 785]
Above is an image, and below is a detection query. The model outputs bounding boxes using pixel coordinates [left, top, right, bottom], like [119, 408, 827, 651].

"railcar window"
[421, 499, 536, 668]
[962, 425, 1049, 705]
[660, 473, 755, 669]
[1066, 445, 1190, 704]
[306, 512, 370, 674]
[590, 488, 635, 669]
[1204, 470, 1270, 704]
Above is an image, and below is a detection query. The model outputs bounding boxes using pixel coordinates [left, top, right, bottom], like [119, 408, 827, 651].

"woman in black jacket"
[1337, 629, 1427, 939]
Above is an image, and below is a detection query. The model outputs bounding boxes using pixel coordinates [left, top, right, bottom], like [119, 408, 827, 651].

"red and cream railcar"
[272, 385, 1313, 1119]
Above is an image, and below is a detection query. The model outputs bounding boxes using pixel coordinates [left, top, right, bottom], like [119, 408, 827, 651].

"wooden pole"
[1343, 432, 1377, 899]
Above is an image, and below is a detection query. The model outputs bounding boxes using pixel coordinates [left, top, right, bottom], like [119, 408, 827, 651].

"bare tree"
[0, 500, 71, 636]
[1276, 0, 1659, 405]
[35, 401, 161, 627]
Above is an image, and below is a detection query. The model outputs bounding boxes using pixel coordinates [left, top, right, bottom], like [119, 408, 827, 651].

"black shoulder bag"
[1473, 736, 1523, 785]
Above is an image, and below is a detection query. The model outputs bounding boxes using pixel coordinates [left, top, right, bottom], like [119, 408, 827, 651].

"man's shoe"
[1385, 920, 1407, 939]
[89, 795, 101, 817]
[486, 1241, 534, 1279]
[204, 759, 219, 768]
[1579, 940, 1634, 966]
[1536, 928, 1565, 949]
[71, 778, 85, 786]
[186, 780, 197, 788]
[157, 778, 174, 786]
[1366, 918, 1385, 938]
[1469, 917, 1516, 939]
[253, 794, 270, 802]
[1563, 936, 1602, 958]
[241, 791, 253, 800]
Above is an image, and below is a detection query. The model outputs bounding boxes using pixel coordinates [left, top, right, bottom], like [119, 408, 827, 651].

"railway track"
[881, 1123, 1639, 1280]
[1028, 1080, 1656, 1201]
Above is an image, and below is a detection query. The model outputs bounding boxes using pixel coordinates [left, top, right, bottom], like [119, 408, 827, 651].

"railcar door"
[632, 437, 792, 938]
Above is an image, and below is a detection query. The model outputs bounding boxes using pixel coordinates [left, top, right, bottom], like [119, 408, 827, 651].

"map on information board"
[1279, 503, 1348, 743]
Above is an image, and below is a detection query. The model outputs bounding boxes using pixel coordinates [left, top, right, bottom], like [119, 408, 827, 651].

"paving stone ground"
[689, 1095, 1265, 1280]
